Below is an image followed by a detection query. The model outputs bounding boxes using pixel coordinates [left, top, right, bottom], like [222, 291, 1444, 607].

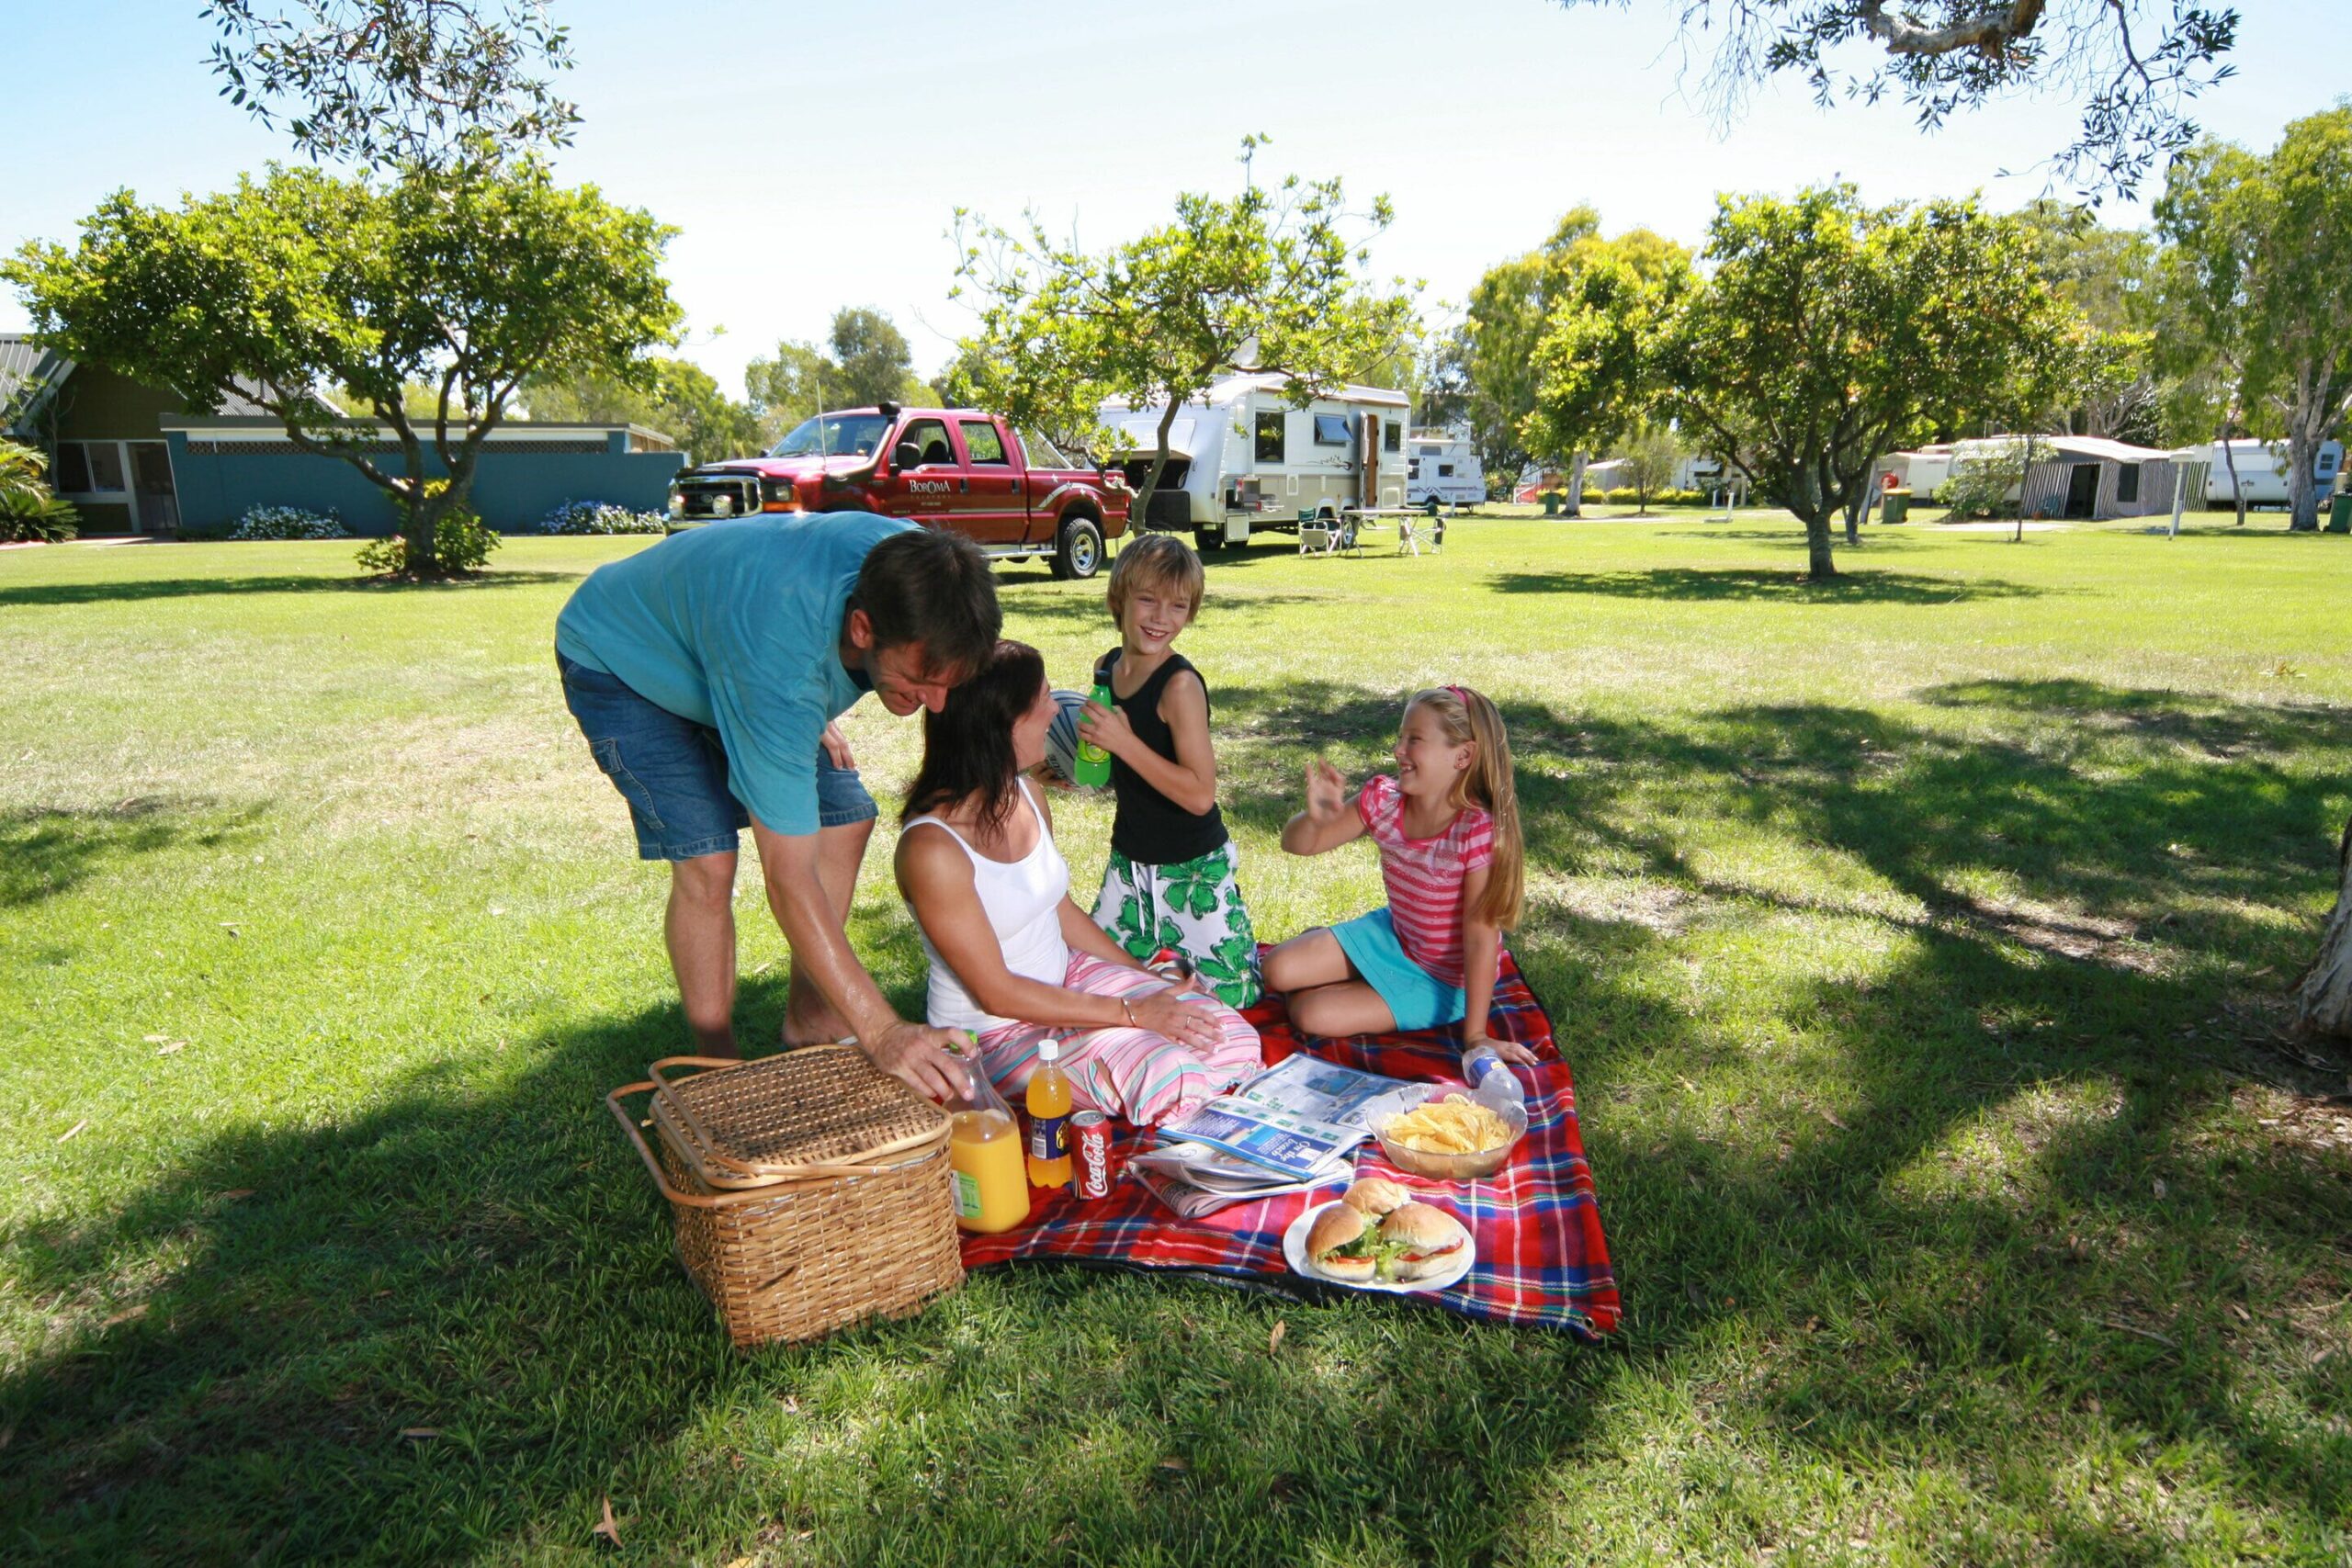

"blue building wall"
[166, 428, 682, 534]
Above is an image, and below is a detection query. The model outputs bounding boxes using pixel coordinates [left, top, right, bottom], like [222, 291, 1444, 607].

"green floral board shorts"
[1092, 842, 1262, 1010]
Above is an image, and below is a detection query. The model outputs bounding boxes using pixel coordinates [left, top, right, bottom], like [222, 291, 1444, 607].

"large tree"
[1552, 1, 2241, 195]
[1461, 209, 1598, 505]
[1522, 231, 1698, 513]
[1637, 186, 2080, 579]
[954, 155, 1417, 523]
[6, 160, 680, 574]
[2155, 107, 2352, 534]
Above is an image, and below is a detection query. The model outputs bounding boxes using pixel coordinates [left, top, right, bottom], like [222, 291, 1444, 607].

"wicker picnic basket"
[605, 1048, 962, 1349]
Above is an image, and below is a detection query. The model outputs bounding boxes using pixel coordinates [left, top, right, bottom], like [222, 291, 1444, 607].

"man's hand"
[1304, 758, 1347, 823]
[820, 721, 856, 771]
[1078, 700, 1135, 760]
[862, 1020, 973, 1102]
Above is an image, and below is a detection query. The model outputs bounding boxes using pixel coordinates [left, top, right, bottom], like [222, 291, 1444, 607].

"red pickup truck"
[667, 402, 1130, 579]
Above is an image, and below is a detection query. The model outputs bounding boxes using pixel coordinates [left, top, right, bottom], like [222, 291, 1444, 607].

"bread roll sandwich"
[1305, 1201, 1380, 1282]
[1377, 1201, 1470, 1282]
[1340, 1177, 1412, 1217]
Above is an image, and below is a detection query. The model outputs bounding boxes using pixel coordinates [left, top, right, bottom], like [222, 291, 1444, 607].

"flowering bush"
[230, 505, 348, 540]
[535, 499, 667, 536]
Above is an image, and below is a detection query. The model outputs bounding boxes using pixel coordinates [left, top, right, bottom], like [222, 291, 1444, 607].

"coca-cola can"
[1069, 1110, 1114, 1200]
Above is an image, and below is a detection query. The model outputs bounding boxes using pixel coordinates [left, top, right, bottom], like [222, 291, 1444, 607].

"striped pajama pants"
[977, 952, 1265, 1125]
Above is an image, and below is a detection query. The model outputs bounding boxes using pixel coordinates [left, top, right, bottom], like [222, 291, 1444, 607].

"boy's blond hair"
[1105, 534, 1204, 626]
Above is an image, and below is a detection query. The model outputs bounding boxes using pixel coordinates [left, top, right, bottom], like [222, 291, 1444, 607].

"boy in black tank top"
[1075, 536, 1262, 1007]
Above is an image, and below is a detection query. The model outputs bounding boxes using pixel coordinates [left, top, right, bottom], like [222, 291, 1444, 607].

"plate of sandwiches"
[1282, 1178, 1475, 1294]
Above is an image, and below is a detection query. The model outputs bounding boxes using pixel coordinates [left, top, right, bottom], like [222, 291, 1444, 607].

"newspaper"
[1125, 1153, 1351, 1220]
[1151, 1055, 1432, 1183]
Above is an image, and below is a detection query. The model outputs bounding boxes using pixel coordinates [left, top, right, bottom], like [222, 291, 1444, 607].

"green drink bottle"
[1074, 679, 1114, 787]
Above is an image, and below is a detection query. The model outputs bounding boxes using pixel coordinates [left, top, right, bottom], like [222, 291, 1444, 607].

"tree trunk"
[2286, 420, 2323, 533]
[1804, 512, 1837, 580]
[1563, 452, 1586, 517]
[2294, 815, 2352, 1040]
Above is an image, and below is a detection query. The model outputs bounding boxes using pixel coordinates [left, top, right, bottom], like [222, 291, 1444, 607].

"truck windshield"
[767, 413, 893, 459]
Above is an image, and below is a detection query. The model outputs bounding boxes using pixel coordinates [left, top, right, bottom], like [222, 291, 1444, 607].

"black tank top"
[1098, 647, 1229, 865]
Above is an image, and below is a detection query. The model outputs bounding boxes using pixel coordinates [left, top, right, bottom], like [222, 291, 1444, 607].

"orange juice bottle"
[945, 1044, 1029, 1234]
[1024, 1037, 1073, 1189]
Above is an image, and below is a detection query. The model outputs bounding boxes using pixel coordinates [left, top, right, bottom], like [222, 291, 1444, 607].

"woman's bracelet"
[1120, 996, 1136, 1027]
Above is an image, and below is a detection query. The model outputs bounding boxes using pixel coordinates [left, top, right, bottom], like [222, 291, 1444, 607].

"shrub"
[230, 504, 348, 540]
[1604, 486, 1639, 505]
[0, 439, 80, 542]
[1580, 490, 1605, 506]
[535, 498, 667, 536]
[356, 481, 501, 575]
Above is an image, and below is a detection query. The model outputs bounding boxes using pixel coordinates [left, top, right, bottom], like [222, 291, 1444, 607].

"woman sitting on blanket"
[895, 638, 1264, 1123]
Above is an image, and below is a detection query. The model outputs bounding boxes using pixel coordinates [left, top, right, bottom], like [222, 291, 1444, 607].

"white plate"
[1281, 1200, 1475, 1295]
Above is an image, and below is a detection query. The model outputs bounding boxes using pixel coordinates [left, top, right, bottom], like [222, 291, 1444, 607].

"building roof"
[1897, 434, 2174, 465]
[0, 333, 75, 436]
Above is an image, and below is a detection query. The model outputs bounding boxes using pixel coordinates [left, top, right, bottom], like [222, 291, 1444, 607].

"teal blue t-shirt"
[554, 512, 917, 835]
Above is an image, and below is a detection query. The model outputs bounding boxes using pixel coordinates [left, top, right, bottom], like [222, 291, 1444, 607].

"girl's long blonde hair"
[1407, 684, 1524, 931]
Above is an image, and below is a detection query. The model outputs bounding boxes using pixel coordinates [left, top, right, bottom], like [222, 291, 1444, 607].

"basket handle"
[606, 1081, 736, 1211]
[646, 1049, 953, 1179]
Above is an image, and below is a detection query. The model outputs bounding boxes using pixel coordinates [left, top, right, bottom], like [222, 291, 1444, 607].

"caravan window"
[1385, 422, 1401, 453]
[1254, 411, 1284, 463]
[2117, 462, 2140, 503]
[1312, 413, 1351, 446]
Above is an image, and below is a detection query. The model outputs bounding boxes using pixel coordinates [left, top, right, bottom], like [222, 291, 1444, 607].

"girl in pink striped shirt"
[1262, 685, 1532, 1061]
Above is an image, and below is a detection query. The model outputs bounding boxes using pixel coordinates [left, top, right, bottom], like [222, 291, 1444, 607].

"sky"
[3, 1, 2340, 399]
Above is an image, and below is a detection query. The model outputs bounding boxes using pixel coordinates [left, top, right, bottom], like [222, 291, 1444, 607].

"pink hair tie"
[1445, 683, 1472, 705]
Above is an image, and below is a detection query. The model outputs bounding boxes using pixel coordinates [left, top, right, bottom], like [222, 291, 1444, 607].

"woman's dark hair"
[900, 639, 1046, 832]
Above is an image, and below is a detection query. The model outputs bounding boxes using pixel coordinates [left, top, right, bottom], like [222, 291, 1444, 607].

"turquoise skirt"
[1330, 908, 1465, 1032]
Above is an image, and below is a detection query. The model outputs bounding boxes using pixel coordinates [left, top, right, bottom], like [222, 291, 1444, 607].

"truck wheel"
[1052, 515, 1103, 580]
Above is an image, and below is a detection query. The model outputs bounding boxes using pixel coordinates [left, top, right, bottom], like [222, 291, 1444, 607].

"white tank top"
[906, 778, 1072, 1035]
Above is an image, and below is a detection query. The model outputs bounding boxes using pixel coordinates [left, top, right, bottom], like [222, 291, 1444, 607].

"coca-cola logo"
[1080, 1138, 1109, 1180]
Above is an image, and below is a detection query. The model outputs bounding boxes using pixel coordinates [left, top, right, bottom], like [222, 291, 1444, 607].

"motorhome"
[1100, 373, 1412, 551]
[2201, 438, 2344, 506]
[1405, 431, 1484, 505]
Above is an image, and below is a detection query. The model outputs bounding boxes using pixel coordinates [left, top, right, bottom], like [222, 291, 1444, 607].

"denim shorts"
[558, 652, 876, 862]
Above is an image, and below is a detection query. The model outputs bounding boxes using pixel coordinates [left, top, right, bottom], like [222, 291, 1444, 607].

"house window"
[2117, 462, 2140, 503]
[53, 443, 93, 492]
[1254, 412, 1284, 463]
[1385, 422, 1401, 452]
[1313, 413, 1351, 446]
[57, 440, 128, 493]
[959, 420, 1008, 465]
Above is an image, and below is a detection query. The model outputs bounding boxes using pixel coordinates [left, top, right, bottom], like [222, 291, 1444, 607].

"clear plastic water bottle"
[1461, 1043, 1525, 1112]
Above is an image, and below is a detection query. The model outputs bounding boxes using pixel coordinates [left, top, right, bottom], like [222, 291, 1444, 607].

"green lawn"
[5, 513, 2351, 1564]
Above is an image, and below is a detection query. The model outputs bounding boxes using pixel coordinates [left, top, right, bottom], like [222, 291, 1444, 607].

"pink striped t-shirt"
[1356, 773, 1497, 989]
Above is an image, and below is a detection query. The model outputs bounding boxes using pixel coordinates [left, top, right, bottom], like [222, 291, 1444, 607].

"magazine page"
[1153, 1057, 1431, 1180]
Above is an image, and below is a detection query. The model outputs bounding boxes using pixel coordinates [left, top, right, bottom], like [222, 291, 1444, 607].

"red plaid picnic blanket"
[957, 951, 1621, 1338]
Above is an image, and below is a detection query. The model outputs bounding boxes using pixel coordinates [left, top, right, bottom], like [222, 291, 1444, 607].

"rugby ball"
[1043, 689, 1097, 785]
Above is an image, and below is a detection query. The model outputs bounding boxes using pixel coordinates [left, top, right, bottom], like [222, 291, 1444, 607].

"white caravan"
[1405, 431, 1484, 505]
[2201, 438, 2344, 506]
[1100, 373, 1412, 551]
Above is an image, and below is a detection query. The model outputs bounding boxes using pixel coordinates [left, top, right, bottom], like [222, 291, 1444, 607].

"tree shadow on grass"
[0, 798, 271, 909]
[1485, 568, 2048, 604]
[0, 570, 575, 609]
[6, 676, 2350, 1560]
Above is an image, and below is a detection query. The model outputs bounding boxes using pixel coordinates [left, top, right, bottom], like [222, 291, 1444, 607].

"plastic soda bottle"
[1073, 678, 1115, 788]
[1025, 1037, 1074, 1188]
[944, 1040, 1030, 1235]
[1462, 1042, 1526, 1113]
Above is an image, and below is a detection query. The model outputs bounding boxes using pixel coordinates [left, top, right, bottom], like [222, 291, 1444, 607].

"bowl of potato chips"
[1374, 1089, 1526, 1180]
